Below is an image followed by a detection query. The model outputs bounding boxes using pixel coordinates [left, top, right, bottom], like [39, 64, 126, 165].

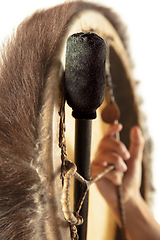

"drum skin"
[0, 1, 152, 240]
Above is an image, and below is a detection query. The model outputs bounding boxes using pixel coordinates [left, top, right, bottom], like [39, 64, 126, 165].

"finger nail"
[123, 150, 130, 159]
[126, 151, 130, 159]
[121, 161, 128, 171]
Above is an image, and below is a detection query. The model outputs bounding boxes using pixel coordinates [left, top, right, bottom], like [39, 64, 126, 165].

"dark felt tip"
[65, 32, 107, 119]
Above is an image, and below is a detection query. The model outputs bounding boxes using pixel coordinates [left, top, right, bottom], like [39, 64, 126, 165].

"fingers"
[91, 161, 125, 186]
[129, 126, 144, 162]
[96, 124, 130, 161]
[92, 123, 130, 185]
[97, 138, 130, 160]
[106, 169, 124, 185]
[94, 151, 127, 172]
[103, 123, 123, 137]
[92, 147, 128, 186]
[91, 125, 145, 200]
[92, 124, 144, 187]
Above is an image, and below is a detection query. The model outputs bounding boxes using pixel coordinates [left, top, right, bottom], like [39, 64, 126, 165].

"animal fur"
[0, 1, 152, 239]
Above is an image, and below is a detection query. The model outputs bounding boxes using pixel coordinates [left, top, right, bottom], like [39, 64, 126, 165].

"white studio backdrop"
[0, 0, 160, 223]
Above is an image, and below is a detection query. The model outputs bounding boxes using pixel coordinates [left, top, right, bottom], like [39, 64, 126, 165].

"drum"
[0, 1, 151, 240]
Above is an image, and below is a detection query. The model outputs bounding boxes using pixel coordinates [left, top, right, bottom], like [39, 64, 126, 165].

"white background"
[0, 0, 160, 222]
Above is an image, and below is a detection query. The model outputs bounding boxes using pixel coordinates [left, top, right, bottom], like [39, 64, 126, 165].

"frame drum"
[0, 2, 151, 240]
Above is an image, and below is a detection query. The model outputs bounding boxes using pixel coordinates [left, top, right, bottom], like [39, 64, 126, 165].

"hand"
[91, 123, 144, 223]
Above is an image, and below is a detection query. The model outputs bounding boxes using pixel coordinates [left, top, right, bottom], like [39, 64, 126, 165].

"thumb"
[129, 126, 144, 162]
[122, 127, 144, 202]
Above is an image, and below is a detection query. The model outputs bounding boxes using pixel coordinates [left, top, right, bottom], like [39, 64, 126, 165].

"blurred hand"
[91, 123, 144, 220]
